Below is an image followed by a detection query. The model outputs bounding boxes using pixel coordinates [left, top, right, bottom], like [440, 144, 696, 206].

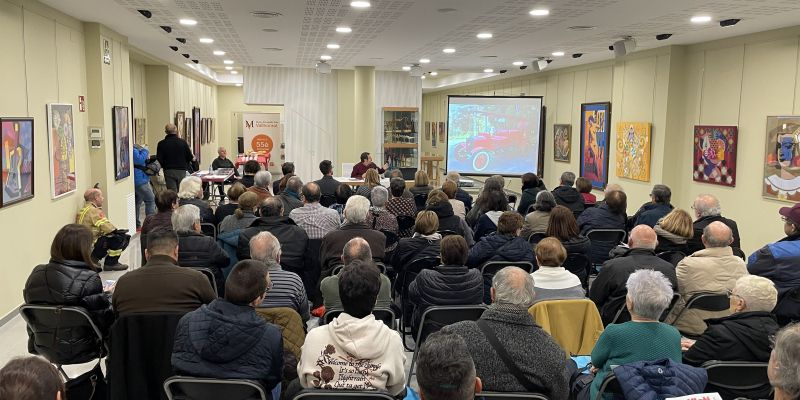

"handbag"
[65, 361, 108, 400]
[476, 319, 548, 395]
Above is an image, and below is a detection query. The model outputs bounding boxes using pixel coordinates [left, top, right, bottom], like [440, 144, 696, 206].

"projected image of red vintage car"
[452, 126, 534, 172]
[448, 107, 537, 173]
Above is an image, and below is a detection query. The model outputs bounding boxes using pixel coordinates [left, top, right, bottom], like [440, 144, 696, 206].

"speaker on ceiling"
[409, 64, 423, 77]
[532, 59, 549, 72]
[613, 38, 636, 58]
[316, 61, 331, 74]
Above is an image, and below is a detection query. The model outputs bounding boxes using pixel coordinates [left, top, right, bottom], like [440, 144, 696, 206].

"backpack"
[135, 156, 161, 176]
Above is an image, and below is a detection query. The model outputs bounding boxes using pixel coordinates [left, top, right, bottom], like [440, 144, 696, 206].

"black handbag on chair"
[65, 361, 108, 400]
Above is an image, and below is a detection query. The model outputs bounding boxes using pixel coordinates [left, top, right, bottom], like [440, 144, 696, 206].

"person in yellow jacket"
[76, 187, 130, 271]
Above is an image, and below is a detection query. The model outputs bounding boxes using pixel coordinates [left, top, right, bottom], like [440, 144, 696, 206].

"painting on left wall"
[1, 118, 34, 207]
[47, 103, 76, 198]
[113, 106, 131, 181]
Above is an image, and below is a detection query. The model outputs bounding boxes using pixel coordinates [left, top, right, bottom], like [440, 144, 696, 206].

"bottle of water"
[208, 164, 212, 174]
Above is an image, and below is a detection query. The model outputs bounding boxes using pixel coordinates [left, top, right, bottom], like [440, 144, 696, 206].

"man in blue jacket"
[133, 144, 155, 228]
[748, 203, 800, 297]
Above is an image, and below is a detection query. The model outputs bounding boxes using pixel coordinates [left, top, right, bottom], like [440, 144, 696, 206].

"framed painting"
[438, 121, 446, 143]
[134, 118, 146, 145]
[579, 102, 611, 189]
[615, 122, 652, 182]
[553, 124, 571, 162]
[424, 121, 431, 141]
[112, 106, 131, 180]
[431, 121, 437, 147]
[209, 118, 215, 142]
[175, 111, 185, 140]
[192, 107, 201, 164]
[185, 118, 193, 154]
[1, 118, 34, 207]
[693, 125, 738, 187]
[46, 103, 76, 198]
[763, 116, 800, 201]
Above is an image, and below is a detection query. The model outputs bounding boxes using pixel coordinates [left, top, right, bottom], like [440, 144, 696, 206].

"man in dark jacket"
[446, 171, 473, 211]
[278, 176, 304, 215]
[173, 204, 229, 296]
[629, 184, 673, 228]
[273, 162, 294, 195]
[314, 159, 340, 199]
[320, 195, 386, 275]
[517, 172, 546, 215]
[467, 211, 535, 269]
[551, 172, 584, 218]
[210, 146, 238, 201]
[589, 225, 678, 325]
[748, 203, 800, 297]
[238, 197, 309, 278]
[687, 194, 741, 254]
[172, 260, 283, 395]
[156, 123, 193, 191]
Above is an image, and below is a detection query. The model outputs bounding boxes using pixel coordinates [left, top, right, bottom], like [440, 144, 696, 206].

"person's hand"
[589, 366, 599, 374]
[680, 338, 696, 351]
[382, 163, 389, 170]
[103, 281, 116, 293]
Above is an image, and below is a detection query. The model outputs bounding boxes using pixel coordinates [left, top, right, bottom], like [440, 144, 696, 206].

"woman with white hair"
[365, 185, 399, 252]
[588, 269, 681, 400]
[769, 324, 800, 400]
[178, 175, 215, 224]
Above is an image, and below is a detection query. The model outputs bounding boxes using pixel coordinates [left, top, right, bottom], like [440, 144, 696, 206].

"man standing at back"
[157, 123, 193, 191]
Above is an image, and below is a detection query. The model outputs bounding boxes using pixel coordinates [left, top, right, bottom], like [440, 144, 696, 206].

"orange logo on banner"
[251, 134, 273, 154]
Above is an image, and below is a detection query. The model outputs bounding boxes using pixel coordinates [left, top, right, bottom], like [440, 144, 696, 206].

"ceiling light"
[477, 32, 493, 39]
[419, 58, 430, 63]
[691, 15, 712, 23]
[176, 38, 187, 44]
[336, 26, 352, 33]
[402, 66, 411, 71]
[231, 71, 239, 74]
[529, 9, 549, 16]
[223, 59, 234, 64]
[225, 66, 233, 70]
[235, 83, 242, 87]
[443, 48, 456, 54]
[327, 44, 340, 49]
[213, 50, 226, 56]
[320, 55, 332, 60]
[512, 61, 524, 66]
[350, 1, 371, 8]
[430, 71, 438, 76]
[421, 75, 426, 80]
[484, 68, 494, 73]
[179, 18, 197, 26]
[199, 38, 214, 44]
[552, 51, 565, 57]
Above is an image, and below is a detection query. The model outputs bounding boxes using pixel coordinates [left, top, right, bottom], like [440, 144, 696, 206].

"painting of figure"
[113, 106, 131, 180]
[175, 111, 185, 140]
[615, 122, 651, 182]
[763, 116, 800, 201]
[554, 124, 571, 162]
[693, 125, 738, 187]
[580, 102, 611, 189]
[192, 107, 201, 164]
[134, 118, 146, 145]
[47, 103, 76, 198]
[1, 118, 34, 207]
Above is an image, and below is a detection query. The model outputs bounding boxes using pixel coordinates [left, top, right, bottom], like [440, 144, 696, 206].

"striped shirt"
[259, 261, 310, 321]
[290, 202, 341, 239]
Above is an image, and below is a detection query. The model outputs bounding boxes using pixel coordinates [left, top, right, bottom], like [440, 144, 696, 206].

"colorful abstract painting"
[580, 102, 611, 189]
[615, 122, 652, 182]
[113, 106, 131, 181]
[554, 124, 571, 162]
[763, 116, 800, 202]
[693, 125, 738, 187]
[47, 103, 76, 198]
[1, 118, 34, 207]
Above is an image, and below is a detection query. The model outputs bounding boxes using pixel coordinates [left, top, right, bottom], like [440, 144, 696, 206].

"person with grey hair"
[319, 237, 393, 311]
[769, 324, 800, 400]
[416, 331, 482, 400]
[523, 190, 557, 234]
[629, 184, 673, 228]
[178, 175, 215, 224]
[320, 195, 386, 275]
[210, 146, 239, 200]
[590, 225, 677, 325]
[247, 170, 273, 204]
[446, 170, 473, 210]
[443, 266, 569, 396]
[365, 186, 399, 252]
[173, 204, 229, 296]
[666, 221, 748, 335]
[277, 175, 304, 215]
[589, 269, 682, 400]
[687, 193, 741, 253]
[249, 231, 310, 321]
[551, 171, 584, 218]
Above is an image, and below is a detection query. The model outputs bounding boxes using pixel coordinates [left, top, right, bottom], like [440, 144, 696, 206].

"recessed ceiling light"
[179, 18, 197, 26]
[235, 83, 242, 87]
[529, 9, 549, 16]
[552, 51, 565, 56]
[327, 44, 340, 49]
[421, 75, 426, 80]
[199, 37, 214, 44]
[231, 71, 239, 74]
[350, 1, 371, 8]
[443, 48, 456, 54]
[402, 66, 411, 71]
[477, 32, 493, 39]
[691, 15, 712, 23]
[419, 58, 430, 63]
[225, 66, 233, 70]
[483, 68, 494, 73]
[430, 71, 438, 76]
[336, 26, 352, 33]
[320, 55, 332, 60]
[223, 60, 234, 64]
[213, 50, 225, 56]
[512, 61, 524, 66]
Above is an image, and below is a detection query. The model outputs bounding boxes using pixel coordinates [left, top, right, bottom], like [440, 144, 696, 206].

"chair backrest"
[19, 304, 107, 365]
[330, 264, 344, 276]
[507, 194, 518, 209]
[595, 372, 622, 400]
[478, 393, 550, 399]
[397, 215, 415, 232]
[416, 305, 487, 345]
[381, 230, 399, 248]
[774, 285, 800, 326]
[164, 376, 266, 400]
[405, 256, 441, 275]
[656, 250, 686, 266]
[731, 247, 746, 260]
[480, 261, 534, 276]
[586, 229, 627, 265]
[610, 293, 681, 325]
[200, 223, 217, 240]
[527, 232, 547, 245]
[190, 267, 219, 295]
[414, 192, 429, 211]
[562, 253, 591, 286]
[438, 229, 459, 237]
[702, 361, 771, 399]
[373, 261, 388, 275]
[293, 389, 395, 399]
[528, 299, 604, 356]
[320, 194, 336, 207]
[685, 292, 730, 312]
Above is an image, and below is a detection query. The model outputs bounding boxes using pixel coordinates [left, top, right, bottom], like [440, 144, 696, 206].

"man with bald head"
[289, 182, 340, 239]
[589, 225, 677, 325]
[319, 237, 393, 311]
[687, 194, 741, 254]
[210, 146, 239, 201]
[666, 221, 748, 335]
[76, 187, 130, 271]
[157, 122, 194, 191]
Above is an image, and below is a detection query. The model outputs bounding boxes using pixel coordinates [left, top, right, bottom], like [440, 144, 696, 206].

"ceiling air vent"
[568, 26, 596, 31]
[262, 28, 279, 32]
[262, 47, 283, 51]
[251, 11, 283, 18]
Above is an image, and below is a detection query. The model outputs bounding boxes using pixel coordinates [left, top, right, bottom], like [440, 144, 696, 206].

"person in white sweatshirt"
[298, 259, 406, 396]
[531, 238, 585, 303]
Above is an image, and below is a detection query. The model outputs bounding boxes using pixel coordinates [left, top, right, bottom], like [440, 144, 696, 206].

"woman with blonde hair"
[218, 191, 260, 233]
[355, 168, 382, 198]
[654, 208, 693, 255]
[410, 170, 433, 197]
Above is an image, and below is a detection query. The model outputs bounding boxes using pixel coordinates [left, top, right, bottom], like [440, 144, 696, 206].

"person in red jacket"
[350, 152, 388, 178]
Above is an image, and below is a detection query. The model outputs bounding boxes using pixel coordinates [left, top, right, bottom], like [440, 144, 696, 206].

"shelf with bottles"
[385, 148, 417, 169]
[382, 106, 419, 169]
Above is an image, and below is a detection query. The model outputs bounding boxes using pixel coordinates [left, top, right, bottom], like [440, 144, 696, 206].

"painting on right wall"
[693, 125, 738, 187]
[763, 116, 800, 202]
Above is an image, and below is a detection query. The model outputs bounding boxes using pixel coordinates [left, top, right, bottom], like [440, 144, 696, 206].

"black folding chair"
[562, 253, 591, 288]
[319, 194, 336, 207]
[731, 247, 746, 261]
[702, 361, 772, 400]
[656, 250, 685, 266]
[414, 193, 428, 212]
[527, 232, 547, 245]
[595, 372, 622, 400]
[774, 285, 800, 326]
[478, 393, 550, 399]
[397, 256, 441, 350]
[381, 230, 399, 248]
[190, 267, 219, 296]
[437, 229, 459, 237]
[200, 223, 217, 240]
[164, 376, 267, 400]
[609, 293, 680, 325]
[670, 292, 729, 331]
[480, 261, 535, 276]
[293, 390, 395, 399]
[586, 229, 626, 265]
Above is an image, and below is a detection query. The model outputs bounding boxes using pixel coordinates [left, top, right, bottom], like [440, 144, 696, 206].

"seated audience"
[141, 189, 178, 234]
[409, 235, 483, 334]
[589, 225, 677, 325]
[173, 204, 229, 296]
[682, 275, 779, 366]
[666, 221, 748, 335]
[24, 224, 114, 339]
[576, 177, 596, 206]
[443, 267, 569, 398]
[388, 170, 413, 198]
[320, 238, 392, 311]
[76, 187, 130, 271]
[214, 182, 247, 225]
[545, 206, 591, 274]
[468, 211, 535, 269]
[210, 147, 239, 200]
[298, 260, 405, 395]
[365, 186, 400, 252]
[589, 269, 682, 400]
[273, 162, 295, 195]
[576, 189, 626, 235]
[531, 238, 584, 302]
[748, 203, 800, 296]
[391, 211, 442, 272]
[551, 171, 584, 218]
[320, 195, 386, 274]
[410, 170, 433, 198]
[218, 191, 259, 233]
[240, 159, 261, 188]
[0, 356, 64, 400]
[249, 232, 310, 321]
[442, 180, 466, 219]
[178, 175, 215, 224]
[329, 183, 352, 221]
[688, 194, 741, 254]
[654, 208, 694, 255]
[466, 175, 504, 227]
[426, 189, 472, 241]
[314, 159, 340, 199]
[237, 197, 309, 277]
[473, 190, 510, 241]
[629, 184, 673, 228]
[172, 260, 282, 393]
[355, 168, 382, 198]
[768, 324, 800, 400]
[388, 178, 417, 238]
[446, 171, 473, 211]
[247, 170, 273, 204]
[416, 331, 482, 400]
[289, 182, 341, 240]
[517, 172, 546, 215]
[277, 176, 303, 215]
[522, 191, 557, 235]
[113, 229, 216, 316]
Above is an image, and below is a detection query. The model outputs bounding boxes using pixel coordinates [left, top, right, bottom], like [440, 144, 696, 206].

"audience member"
[446, 171, 473, 211]
[156, 123, 193, 191]
[218, 191, 259, 233]
[366, 186, 400, 252]
[545, 206, 591, 276]
[748, 203, 800, 296]
[237, 198, 309, 278]
[249, 232, 309, 321]
[687, 194, 741, 253]
[320, 195, 386, 274]
[141, 189, 178, 235]
[629, 184, 673, 228]
[576, 189, 626, 235]
[442, 180, 466, 219]
[466, 175, 504, 227]
[551, 172, 584, 218]
[388, 172, 413, 198]
[473, 190, 509, 241]
[113, 229, 215, 315]
[247, 170, 273, 204]
[667, 222, 748, 335]
[468, 211, 535, 269]
[426, 189, 471, 241]
[576, 177, 596, 206]
[178, 176, 215, 224]
[298, 260, 405, 395]
[210, 146, 239, 200]
[214, 182, 246, 224]
[172, 260, 282, 392]
[589, 225, 677, 325]
[76, 187, 130, 271]
[768, 324, 800, 400]
[274, 162, 295, 195]
[240, 159, 261, 188]
[444, 267, 568, 398]
[133, 144, 156, 228]
[329, 183, 353, 221]
[350, 151, 388, 178]
[532, 238, 584, 302]
[173, 204, 229, 296]
[517, 172, 546, 215]
[320, 238, 392, 311]
[314, 159, 340, 199]
[0, 356, 65, 400]
[522, 191, 557, 235]
[290, 182, 341, 239]
[410, 170, 434, 198]
[277, 176, 304, 216]
[654, 208, 694, 255]
[391, 211, 442, 272]
[416, 331, 482, 400]
[588, 270, 681, 400]
[355, 168, 383, 198]
[387, 177, 417, 237]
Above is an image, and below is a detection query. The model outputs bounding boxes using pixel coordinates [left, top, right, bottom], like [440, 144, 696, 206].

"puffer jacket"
[255, 307, 306, 382]
[614, 359, 707, 400]
[748, 233, 800, 296]
[391, 235, 441, 274]
[132, 146, 150, 187]
[474, 211, 503, 242]
[172, 299, 283, 393]
[177, 231, 229, 296]
[408, 265, 483, 333]
[551, 186, 584, 217]
[426, 201, 464, 235]
[237, 217, 309, 275]
[217, 229, 242, 278]
[576, 202, 626, 235]
[683, 311, 778, 367]
[467, 234, 535, 269]
[630, 202, 673, 228]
